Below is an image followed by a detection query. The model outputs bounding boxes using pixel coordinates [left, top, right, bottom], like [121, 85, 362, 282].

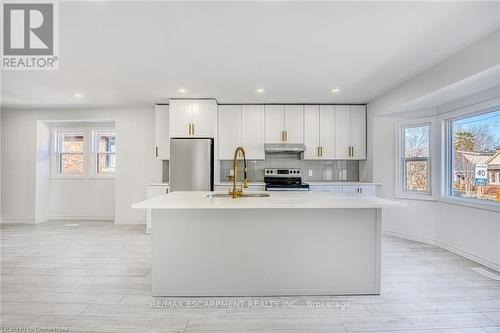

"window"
[52, 127, 116, 178]
[398, 123, 431, 195]
[448, 110, 500, 203]
[94, 131, 116, 174]
[55, 131, 85, 175]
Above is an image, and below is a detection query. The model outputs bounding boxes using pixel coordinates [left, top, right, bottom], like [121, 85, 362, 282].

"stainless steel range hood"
[264, 143, 306, 153]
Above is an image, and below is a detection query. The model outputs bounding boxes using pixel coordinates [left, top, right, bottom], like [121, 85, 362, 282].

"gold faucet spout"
[229, 146, 248, 198]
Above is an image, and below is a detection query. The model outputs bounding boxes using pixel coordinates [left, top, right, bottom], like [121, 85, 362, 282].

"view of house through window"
[96, 132, 116, 173]
[403, 124, 430, 192]
[58, 132, 85, 175]
[451, 110, 500, 202]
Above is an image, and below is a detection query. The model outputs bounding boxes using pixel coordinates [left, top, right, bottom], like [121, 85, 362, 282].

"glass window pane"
[60, 153, 84, 175]
[62, 134, 84, 153]
[97, 153, 115, 173]
[404, 126, 429, 158]
[405, 160, 428, 191]
[451, 110, 500, 202]
[98, 133, 115, 153]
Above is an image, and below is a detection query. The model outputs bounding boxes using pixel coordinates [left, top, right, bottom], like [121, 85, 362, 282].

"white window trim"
[439, 100, 500, 212]
[51, 126, 115, 180]
[395, 119, 435, 201]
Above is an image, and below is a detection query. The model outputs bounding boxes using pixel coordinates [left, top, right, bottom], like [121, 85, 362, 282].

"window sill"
[51, 176, 115, 180]
[395, 192, 435, 202]
[438, 196, 500, 213]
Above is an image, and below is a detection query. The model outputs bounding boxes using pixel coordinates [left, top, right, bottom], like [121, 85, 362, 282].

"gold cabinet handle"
[320, 146, 323, 157]
[317, 146, 320, 157]
[284, 130, 288, 142]
[192, 123, 194, 135]
[188, 123, 191, 135]
[351, 146, 354, 157]
[155, 146, 159, 158]
[348, 146, 351, 157]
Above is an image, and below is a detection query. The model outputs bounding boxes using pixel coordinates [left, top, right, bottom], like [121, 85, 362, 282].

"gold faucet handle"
[243, 178, 248, 188]
[227, 175, 234, 181]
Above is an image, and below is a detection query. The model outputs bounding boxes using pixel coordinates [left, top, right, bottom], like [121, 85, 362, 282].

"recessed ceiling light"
[74, 92, 83, 98]
[179, 89, 187, 93]
[331, 88, 340, 94]
[256, 88, 265, 94]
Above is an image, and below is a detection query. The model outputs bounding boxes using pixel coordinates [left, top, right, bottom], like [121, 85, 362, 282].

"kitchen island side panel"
[152, 208, 381, 296]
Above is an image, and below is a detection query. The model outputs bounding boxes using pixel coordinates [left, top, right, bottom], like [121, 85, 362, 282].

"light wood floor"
[1, 220, 499, 333]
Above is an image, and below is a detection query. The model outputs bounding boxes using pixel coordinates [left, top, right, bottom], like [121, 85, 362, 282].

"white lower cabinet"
[146, 184, 169, 234]
[310, 184, 376, 196]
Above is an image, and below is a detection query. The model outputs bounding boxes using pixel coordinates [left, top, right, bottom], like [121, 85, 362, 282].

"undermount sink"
[205, 193, 270, 198]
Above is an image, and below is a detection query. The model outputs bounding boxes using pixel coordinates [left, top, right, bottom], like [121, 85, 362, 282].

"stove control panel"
[264, 168, 302, 177]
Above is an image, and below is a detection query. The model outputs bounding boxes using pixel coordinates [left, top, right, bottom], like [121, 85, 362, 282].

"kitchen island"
[132, 191, 404, 296]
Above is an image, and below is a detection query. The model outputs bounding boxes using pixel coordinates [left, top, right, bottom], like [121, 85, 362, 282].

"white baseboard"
[35, 217, 50, 224]
[382, 229, 436, 246]
[49, 216, 114, 221]
[114, 219, 146, 225]
[3, 216, 115, 224]
[1, 218, 36, 224]
[382, 229, 500, 273]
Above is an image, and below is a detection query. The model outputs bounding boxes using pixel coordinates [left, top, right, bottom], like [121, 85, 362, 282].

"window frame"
[442, 106, 500, 210]
[51, 128, 88, 178]
[395, 120, 434, 200]
[90, 129, 116, 178]
[51, 126, 115, 179]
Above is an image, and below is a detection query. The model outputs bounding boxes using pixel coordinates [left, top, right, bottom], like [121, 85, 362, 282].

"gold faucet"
[228, 146, 248, 198]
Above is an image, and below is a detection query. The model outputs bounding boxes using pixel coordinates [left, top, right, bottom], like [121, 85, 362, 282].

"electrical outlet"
[308, 170, 313, 177]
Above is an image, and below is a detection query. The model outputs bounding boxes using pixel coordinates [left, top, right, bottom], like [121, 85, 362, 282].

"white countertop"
[215, 181, 382, 186]
[146, 182, 169, 186]
[132, 191, 404, 210]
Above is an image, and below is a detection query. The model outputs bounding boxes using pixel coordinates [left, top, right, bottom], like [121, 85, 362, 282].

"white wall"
[50, 179, 115, 220]
[35, 121, 51, 223]
[1, 108, 162, 224]
[368, 31, 500, 271]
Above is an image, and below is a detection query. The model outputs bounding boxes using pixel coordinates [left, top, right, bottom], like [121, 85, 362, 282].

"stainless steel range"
[264, 168, 310, 191]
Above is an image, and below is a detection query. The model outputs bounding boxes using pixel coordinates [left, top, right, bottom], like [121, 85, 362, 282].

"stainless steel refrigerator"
[169, 138, 214, 191]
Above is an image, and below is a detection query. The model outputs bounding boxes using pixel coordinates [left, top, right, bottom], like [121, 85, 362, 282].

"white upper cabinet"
[304, 105, 334, 159]
[334, 105, 366, 160]
[264, 105, 285, 143]
[169, 99, 216, 138]
[264, 105, 304, 143]
[192, 100, 216, 137]
[284, 105, 304, 143]
[319, 105, 335, 159]
[155, 104, 170, 160]
[350, 105, 366, 159]
[169, 100, 192, 138]
[218, 105, 241, 160]
[241, 105, 265, 160]
[218, 105, 265, 160]
[304, 105, 320, 159]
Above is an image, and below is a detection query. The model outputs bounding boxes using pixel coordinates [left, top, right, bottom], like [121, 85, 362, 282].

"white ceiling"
[1, 1, 500, 108]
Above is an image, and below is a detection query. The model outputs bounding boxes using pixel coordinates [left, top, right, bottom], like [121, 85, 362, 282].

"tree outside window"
[451, 110, 500, 202]
[402, 125, 431, 193]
